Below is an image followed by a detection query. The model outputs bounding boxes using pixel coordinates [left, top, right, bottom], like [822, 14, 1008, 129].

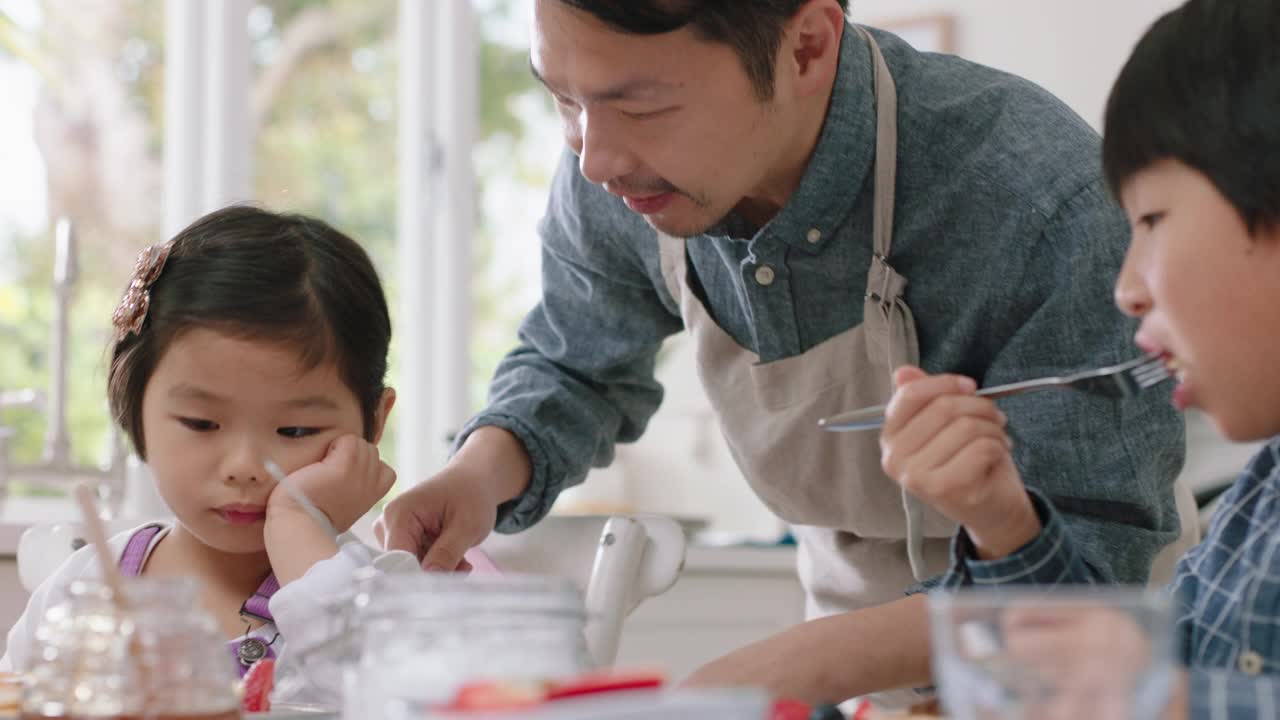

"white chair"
[18, 512, 688, 669]
[16, 516, 159, 593]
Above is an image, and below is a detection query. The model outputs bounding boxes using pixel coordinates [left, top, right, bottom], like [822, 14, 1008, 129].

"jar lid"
[355, 572, 586, 620]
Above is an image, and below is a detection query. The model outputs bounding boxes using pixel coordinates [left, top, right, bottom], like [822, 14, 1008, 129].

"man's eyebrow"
[529, 59, 675, 103]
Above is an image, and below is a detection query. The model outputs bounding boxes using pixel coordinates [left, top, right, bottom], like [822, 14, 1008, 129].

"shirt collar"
[707, 24, 877, 255]
[776, 24, 876, 255]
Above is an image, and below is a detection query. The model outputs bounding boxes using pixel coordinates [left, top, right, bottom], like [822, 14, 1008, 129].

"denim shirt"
[941, 438, 1280, 718]
[458, 23, 1185, 586]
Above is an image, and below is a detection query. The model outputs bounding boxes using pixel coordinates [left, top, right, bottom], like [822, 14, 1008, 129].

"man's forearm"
[686, 594, 934, 703]
[795, 593, 934, 700]
[453, 426, 532, 503]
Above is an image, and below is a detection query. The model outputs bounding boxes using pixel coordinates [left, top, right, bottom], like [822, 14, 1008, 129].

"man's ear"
[779, 0, 846, 99]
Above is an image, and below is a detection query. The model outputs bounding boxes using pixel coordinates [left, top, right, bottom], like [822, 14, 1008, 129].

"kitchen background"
[0, 0, 1254, 670]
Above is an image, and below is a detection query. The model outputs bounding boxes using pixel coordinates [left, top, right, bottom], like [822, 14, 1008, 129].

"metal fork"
[818, 355, 1170, 432]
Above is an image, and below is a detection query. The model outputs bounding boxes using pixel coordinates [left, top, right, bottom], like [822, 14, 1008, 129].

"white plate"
[248, 702, 338, 719]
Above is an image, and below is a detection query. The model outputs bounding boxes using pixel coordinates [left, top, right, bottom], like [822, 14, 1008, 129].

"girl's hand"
[879, 366, 1039, 559]
[266, 434, 396, 534]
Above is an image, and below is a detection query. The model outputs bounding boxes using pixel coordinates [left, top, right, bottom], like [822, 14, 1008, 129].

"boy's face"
[139, 328, 392, 554]
[530, 0, 801, 238]
[1115, 159, 1280, 441]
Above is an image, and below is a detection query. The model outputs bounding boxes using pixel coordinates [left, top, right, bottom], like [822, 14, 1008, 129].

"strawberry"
[770, 698, 813, 720]
[241, 658, 275, 713]
[446, 680, 546, 710]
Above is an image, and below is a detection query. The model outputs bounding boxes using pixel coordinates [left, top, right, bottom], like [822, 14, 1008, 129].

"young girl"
[2, 205, 408, 705]
[878, 0, 1280, 717]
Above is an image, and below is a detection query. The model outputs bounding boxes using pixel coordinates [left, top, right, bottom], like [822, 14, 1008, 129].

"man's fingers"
[420, 525, 473, 572]
[883, 374, 979, 434]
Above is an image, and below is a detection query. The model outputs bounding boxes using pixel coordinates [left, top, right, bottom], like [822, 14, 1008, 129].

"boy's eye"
[178, 417, 218, 432]
[278, 427, 321, 439]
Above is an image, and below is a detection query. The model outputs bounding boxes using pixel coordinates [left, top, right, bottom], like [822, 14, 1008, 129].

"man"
[378, 0, 1186, 704]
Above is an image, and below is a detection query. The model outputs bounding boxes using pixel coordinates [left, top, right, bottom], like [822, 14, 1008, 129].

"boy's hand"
[266, 434, 396, 534]
[1000, 604, 1184, 720]
[879, 366, 1040, 559]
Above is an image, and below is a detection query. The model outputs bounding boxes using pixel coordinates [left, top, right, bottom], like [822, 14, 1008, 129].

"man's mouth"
[621, 192, 675, 215]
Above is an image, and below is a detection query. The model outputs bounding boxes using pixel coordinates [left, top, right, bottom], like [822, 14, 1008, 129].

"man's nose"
[575, 111, 637, 187]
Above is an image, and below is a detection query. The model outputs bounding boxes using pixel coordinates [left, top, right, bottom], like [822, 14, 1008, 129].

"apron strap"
[856, 25, 931, 582]
[657, 233, 688, 304]
[860, 25, 898, 263]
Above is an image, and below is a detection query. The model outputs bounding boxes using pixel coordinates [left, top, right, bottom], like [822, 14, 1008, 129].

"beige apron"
[653, 28, 949, 706]
[659, 27, 952, 631]
[658, 26, 1199, 706]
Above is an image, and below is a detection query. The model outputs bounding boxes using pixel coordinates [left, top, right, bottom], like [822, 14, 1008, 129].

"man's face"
[531, 1, 792, 237]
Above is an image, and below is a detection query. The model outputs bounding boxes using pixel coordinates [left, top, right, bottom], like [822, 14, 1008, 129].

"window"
[0, 0, 561, 501]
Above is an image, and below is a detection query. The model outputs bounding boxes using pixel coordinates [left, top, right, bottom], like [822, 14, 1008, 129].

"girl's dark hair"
[556, 0, 851, 100]
[1102, 0, 1280, 233]
[108, 205, 392, 458]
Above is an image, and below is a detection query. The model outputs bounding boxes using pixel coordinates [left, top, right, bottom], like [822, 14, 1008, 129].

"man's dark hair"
[108, 205, 392, 457]
[557, 1, 851, 100]
[1102, 0, 1280, 233]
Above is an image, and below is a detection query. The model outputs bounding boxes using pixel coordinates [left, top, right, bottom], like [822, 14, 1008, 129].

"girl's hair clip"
[112, 242, 173, 337]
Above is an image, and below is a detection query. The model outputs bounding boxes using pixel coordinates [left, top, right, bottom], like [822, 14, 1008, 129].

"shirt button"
[1239, 650, 1264, 675]
[754, 265, 776, 286]
[807, 228, 822, 244]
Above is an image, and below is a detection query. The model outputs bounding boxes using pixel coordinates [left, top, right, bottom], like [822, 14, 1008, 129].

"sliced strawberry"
[770, 698, 813, 720]
[241, 658, 275, 713]
[446, 680, 546, 710]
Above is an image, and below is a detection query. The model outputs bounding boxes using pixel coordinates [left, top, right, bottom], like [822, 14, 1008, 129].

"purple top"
[118, 524, 279, 676]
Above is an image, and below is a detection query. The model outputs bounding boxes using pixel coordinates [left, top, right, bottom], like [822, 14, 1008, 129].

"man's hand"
[879, 366, 1040, 559]
[375, 426, 532, 571]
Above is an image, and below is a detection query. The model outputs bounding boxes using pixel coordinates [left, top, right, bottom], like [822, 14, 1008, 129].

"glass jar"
[22, 577, 241, 720]
[322, 573, 591, 720]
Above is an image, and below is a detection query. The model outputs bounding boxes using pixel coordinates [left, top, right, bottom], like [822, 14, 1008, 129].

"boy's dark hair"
[108, 205, 392, 458]
[1102, 0, 1280, 233]
[556, 0, 851, 100]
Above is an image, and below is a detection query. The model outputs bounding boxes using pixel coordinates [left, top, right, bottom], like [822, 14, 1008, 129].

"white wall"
[558, 1, 1254, 541]
[857, 0, 1184, 129]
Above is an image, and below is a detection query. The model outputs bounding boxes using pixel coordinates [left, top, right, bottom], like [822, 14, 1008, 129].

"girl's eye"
[278, 427, 321, 439]
[1138, 211, 1166, 230]
[178, 417, 218, 432]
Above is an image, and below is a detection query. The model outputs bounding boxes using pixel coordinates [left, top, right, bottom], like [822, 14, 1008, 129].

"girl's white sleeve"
[266, 536, 419, 707]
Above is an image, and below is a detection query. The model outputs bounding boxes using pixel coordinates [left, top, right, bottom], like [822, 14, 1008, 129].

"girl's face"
[139, 328, 392, 555]
[1115, 159, 1280, 442]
